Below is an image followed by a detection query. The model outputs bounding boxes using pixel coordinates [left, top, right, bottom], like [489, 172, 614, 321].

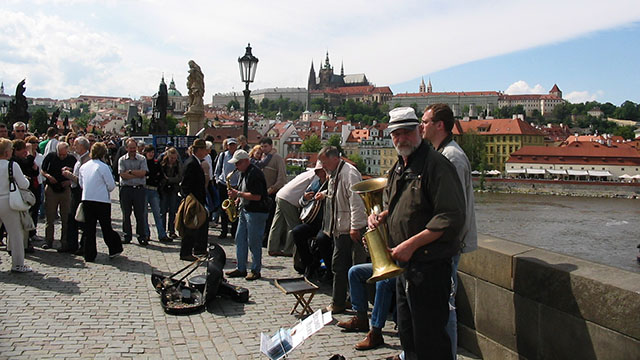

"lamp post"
[238, 43, 259, 138]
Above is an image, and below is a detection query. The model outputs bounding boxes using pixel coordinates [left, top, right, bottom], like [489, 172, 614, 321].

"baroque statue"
[186, 60, 204, 112]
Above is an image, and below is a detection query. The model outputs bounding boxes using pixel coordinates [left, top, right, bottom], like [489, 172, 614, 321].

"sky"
[1, 0, 640, 106]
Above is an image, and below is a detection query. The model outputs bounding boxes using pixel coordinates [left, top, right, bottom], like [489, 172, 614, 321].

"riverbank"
[473, 177, 640, 198]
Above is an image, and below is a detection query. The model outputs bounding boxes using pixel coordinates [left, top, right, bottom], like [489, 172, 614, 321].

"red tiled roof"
[313, 85, 393, 95]
[550, 84, 561, 93]
[395, 91, 500, 98]
[508, 142, 640, 166]
[454, 118, 545, 136]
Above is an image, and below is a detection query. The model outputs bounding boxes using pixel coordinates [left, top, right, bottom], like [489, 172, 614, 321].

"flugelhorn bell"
[351, 178, 405, 283]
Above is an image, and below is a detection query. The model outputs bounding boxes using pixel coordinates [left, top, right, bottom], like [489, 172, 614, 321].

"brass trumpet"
[221, 170, 238, 222]
[351, 177, 404, 283]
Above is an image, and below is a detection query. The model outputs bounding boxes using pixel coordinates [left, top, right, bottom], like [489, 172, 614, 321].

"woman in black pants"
[78, 142, 122, 262]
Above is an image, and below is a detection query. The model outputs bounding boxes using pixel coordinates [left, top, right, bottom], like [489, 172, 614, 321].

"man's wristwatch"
[128, 170, 132, 175]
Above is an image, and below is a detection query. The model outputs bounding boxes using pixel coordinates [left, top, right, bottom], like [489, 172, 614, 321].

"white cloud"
[505, 81, 547, 95]
[565, 90, 604, 103]
[1, 1, 640, 99]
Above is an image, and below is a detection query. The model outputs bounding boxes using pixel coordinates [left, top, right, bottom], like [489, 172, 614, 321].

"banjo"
[299, 181, 328, 224]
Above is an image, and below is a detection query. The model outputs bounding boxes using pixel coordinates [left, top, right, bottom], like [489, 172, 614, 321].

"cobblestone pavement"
[0, 192, 478, 359]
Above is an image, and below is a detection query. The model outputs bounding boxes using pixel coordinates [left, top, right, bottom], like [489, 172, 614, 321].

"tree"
[458, 130, 486, 171]
[29, 108, 49, 134]
[348, 153, 366, 174]
[551, 102, 571, 122]
[226, 99, 240, 111]
[300, 134, 322, 153]
[613, 125, 636, 140]
[613, 100, 639, 121]
[326, 134, 343, 154]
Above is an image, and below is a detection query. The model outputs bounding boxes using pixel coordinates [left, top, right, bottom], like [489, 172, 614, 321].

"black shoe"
[109, 250, 123, 259]
[42, 243, 53, 250]
[159, 236, 173, 243]
[58, 247, 77, 253]
[122, 238, 131, 244]
[225, 269, 247, 278]
[74, 248, 85, 256]
[25, 246, 35, 254]
[180, 255, 198, 261]
[138, 237, 149, 246]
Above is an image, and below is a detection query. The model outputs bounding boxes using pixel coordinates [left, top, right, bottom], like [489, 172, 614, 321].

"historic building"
[307, 52, 392, 107]
[505, 141, 640, 179]
[453, 118, 546, 171]
[498, 84, 565, 116]
[391, 79, 501, 117]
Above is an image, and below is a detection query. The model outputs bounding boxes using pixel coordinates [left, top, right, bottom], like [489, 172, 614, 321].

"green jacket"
[385, 140, 466, 263]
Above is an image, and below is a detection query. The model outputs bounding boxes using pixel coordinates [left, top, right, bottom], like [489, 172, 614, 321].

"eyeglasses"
[15, 130, 25, 132]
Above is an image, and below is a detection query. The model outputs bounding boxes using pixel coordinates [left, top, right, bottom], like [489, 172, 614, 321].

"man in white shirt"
[267, 161, 324, 257]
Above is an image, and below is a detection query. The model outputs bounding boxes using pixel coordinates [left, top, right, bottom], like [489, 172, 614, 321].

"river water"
[474, 192, 640, 273]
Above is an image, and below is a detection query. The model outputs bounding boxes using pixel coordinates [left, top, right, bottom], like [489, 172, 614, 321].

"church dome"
[167, 78, 182, 97]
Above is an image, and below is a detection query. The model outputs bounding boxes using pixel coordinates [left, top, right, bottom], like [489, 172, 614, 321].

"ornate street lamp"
[238, 43, 258, 138]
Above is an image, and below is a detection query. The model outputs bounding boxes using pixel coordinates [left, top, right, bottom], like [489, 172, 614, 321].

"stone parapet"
[458, 234, 640, 359]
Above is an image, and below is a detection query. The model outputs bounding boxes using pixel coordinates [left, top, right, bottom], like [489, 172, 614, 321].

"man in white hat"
[213, 137, 240, 239]
[225, 150, 270, 281]
[368, 106, 466, 359]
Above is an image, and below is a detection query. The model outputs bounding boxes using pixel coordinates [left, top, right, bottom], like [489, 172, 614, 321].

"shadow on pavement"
[26, 249, 87, 269]
[206, 296, 249, 317]
[0, 270, 81, 294]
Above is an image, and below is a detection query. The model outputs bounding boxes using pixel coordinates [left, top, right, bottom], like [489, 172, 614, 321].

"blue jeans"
[146, 189, 166, 239]
[160, 191, 179, 234]
[446, 254, 460, 359]
[235, 210, 268, 273]
[349, 263, 395, 329]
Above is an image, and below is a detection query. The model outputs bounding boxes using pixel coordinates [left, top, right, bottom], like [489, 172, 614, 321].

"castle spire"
[308, 60, 317, 90]
[427, 78, 432, 93]
[324, 51, 331, 69]
[419, 77, 426, 93]
[340, 61, 344, 77]
[0, 82, 4, 95]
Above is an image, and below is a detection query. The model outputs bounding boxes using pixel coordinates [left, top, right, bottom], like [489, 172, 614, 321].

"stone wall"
[474, 178, 640, 198]
[457, 234, 640, 359]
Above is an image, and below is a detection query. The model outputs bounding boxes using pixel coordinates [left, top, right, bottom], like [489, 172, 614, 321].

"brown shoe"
[355, 330, 384, 350]
[325, 303, 346, 314]
[337, 316, 369, 332]
[246, 271, 261, 281]
[225, 269, 247, 278]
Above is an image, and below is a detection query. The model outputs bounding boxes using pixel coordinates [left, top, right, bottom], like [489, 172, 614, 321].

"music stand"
[274, 277, 319, 317]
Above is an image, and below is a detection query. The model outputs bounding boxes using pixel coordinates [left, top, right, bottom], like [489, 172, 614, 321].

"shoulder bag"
[8, 160, 36, 211]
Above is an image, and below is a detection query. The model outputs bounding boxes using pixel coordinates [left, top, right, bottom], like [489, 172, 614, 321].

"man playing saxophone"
[224, 150, 270, 281]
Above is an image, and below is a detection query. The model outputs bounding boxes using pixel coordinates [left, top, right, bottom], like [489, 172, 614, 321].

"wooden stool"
[274, 277, 319, 317]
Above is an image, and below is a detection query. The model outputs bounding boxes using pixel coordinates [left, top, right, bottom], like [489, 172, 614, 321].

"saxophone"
[221, 170, 238, 222]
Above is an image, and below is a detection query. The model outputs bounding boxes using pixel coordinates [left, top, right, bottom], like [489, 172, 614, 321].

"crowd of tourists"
[1, 102, 477, 359]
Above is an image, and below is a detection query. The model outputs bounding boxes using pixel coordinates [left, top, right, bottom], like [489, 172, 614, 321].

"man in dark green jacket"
[369, 107, 466, 360]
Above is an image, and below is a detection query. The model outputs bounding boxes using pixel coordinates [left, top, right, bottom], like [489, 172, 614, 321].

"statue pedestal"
[185, 108, 205, 136]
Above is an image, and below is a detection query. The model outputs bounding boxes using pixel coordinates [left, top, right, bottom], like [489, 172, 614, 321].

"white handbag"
[75, 202, 85, 222]
[8, 160, 36, 212]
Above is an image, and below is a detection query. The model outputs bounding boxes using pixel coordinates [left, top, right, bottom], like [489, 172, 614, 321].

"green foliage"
[29, 108, 49, 134]
[348, 153, 367, 174]
[493, 105, 525, 119]
[458, 131, 487, 171]
[612, 100, 640, 120]
[300, 134, 322, 153]
[286, 164, 306, 176]
[256, 97, 304, 121]
[310, 98, 332, 113]
[166, 114, 179, 135]
[226, 99, 240, 111]
[335, 100, 387, 125]
[326, 134, 343, 154]
[613, 125, 636, 140]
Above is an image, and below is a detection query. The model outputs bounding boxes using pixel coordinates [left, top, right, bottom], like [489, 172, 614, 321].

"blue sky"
[1, 0, 639, 106]
[391, 24, 640, 105]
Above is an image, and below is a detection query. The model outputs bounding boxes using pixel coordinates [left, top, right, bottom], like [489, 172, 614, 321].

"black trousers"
[180, 219, 209, 257]
[28, 185, 42, 238]
[64, 187, 85, 251]
[119, 186, 147, 241]
[292, 220, 332, 272]
[262, 193, 277, 246]
[397, 258, 452, 360]
[83, 201, 122, 262]
[216, 182, 237, 236]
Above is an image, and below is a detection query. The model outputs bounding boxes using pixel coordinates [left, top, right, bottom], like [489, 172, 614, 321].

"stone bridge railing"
[457, 234, 640, 359]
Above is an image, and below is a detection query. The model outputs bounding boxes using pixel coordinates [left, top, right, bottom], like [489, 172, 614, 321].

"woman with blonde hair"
[0, 138, 32, 272]
[78, 142, 123, 262]
[248, 145, 263, 165]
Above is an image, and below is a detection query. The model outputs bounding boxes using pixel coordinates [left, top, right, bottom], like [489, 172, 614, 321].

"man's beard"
[394, 141, 418, 157]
